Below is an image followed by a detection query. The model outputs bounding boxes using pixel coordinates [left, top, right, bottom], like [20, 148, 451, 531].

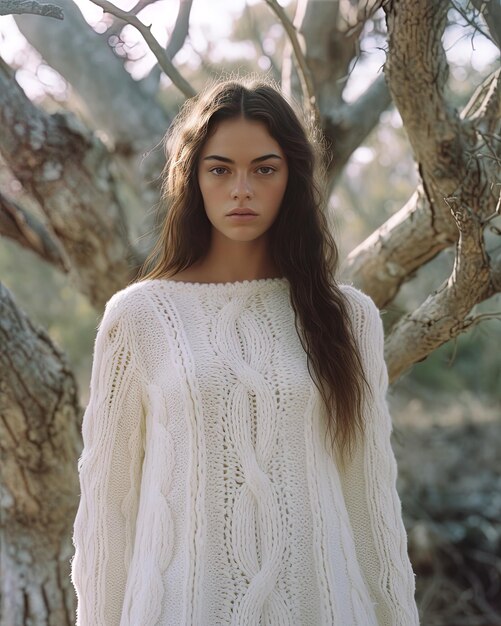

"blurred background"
[1, 1, 500, 624]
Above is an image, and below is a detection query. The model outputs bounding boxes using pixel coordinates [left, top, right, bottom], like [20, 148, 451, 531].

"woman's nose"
[231, 173, 252, 200]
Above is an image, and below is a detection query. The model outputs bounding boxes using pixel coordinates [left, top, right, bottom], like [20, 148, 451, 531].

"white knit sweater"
[70, 277, 419, 626]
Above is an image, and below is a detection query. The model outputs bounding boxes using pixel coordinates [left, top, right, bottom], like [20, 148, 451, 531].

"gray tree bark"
[379, 0, 500, 379]
[0, 57, 143, 309]
[0, 283, 80, 625]
[0, 0, 63, 19]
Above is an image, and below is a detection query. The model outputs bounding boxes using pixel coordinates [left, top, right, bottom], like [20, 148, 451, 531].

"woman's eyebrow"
[202, 154, 283, 164]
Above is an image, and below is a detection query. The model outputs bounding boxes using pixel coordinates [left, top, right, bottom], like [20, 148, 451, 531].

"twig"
[468, 0, 501, 50]
[105, 0, 159, 40]
[88, 0, 196, 98]
[449, 0, 497, 48]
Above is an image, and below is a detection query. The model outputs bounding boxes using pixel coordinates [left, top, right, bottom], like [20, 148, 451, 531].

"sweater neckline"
[148, 276, 289, 292]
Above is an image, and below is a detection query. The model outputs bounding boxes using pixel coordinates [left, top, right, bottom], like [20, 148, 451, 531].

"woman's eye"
[257, 166, 275, 175]
[210, 167, 228, 176]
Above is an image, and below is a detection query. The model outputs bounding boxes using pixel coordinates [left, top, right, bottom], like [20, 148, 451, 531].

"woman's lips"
[227, 214, 258, 221]
[227, 208, 257, 215]
[226, 208, 258, 219]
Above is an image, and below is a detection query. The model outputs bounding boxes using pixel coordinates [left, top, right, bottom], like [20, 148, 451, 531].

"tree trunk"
[380, 0, 501, 380]
[0, 283, 81, 625]
[0, 58, 143, 309]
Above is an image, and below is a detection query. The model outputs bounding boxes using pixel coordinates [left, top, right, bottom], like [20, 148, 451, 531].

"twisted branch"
[88, 0, 196, 98]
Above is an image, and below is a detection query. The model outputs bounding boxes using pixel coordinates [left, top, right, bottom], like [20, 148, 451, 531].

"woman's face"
[197, 116, 289, 244]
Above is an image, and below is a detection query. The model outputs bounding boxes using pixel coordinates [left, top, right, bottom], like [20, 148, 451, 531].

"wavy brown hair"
[137, 77, 370, 460]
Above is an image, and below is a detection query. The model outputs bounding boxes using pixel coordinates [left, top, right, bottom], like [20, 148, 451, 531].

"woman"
[70, 78, 419, 625]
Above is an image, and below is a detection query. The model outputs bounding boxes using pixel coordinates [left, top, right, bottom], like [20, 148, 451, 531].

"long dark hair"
[137, 77, 370, 460]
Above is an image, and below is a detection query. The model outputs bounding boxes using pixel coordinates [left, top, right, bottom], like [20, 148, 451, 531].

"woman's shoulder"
[105, 279, 153, 309]
[338, 283, 380, 321]
[98, 279, 163, 331]
[337, 283, 385, 355]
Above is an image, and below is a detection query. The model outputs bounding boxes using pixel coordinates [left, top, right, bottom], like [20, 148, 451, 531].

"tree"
[0, 283, 80, 625]
[0, 0, 499, 622]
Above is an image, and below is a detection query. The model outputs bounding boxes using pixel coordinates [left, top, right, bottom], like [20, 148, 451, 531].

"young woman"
[70, 78, 419, 625]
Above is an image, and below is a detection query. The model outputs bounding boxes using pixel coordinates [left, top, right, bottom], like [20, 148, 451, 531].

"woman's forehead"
[200, 118, 284, 159]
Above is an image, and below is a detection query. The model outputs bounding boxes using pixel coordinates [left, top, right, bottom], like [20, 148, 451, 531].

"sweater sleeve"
[70, 295, 145, 626]
[339, 286, 419, 626]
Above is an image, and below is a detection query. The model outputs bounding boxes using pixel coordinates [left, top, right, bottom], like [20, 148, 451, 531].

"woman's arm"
[339, 286, 420, 626]
[70, 293, 145, 626]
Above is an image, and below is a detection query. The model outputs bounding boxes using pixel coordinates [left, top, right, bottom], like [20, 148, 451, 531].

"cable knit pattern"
[70, 277, 419, 626]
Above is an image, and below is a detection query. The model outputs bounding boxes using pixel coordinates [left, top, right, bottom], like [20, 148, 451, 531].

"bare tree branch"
[377, 0, 501, 380]
[295, 0, 367, 91]
[325, 74, 392, 186]
[344, 66, 501, 306]
[110, 0, 192, 80]
[105, 0, 159, 39]
[384, 1, 464, 198]
[342, 186, 458, 307]
[137, 0, 194, 94]
[0, 191, 69, 272]
[295, 0, 392, 185]
[385, 199, 495, 381]
[299, 0, 385, 94]
[0, 0, 63, 19]
[166, 0, 193, 60]
[342, 0, 499, 313]
[449, 0, 498, 49]
[263, 0, 320, 123]
[88, 0, 196, 98]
